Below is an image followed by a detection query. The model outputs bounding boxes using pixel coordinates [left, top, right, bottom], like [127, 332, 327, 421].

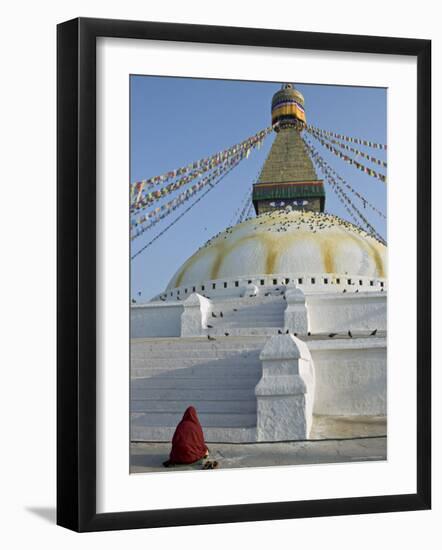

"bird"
[160, 296, 166, 301]
[355, 289, 359, 293]
[212, 312, 217, 317]
[370, 329, 378, 336]
[265, 292, 270, 296]
[177, 296, 181, 301]
[328, 333, 338, 338]
[138, 291, 141, 296]
[343, 289, 347, 293]
[278, 329, 283, 334]
[207, 335, 216, 341]
[286, 329, 290, 334]
[220, 312, 224, 318]
[224, 332, 230, 337]
[233, 308, 238, 312]
[207, 324, 213, 329]
[293, 332, 298, 337]
[348, 330, 353, 338]
[307, 331, 311, 336]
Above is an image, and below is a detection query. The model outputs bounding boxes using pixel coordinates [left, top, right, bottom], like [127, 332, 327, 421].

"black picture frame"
[57, 17, 431, 532]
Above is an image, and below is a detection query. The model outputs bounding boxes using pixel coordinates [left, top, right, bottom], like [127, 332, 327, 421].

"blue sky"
[130, 76, 387, 301]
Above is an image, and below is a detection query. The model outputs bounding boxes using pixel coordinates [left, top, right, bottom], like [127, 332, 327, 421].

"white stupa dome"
[166, 210, 387, 290]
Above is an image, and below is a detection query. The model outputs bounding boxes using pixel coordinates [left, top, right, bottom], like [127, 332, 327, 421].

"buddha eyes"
[269, 200, 309, 207]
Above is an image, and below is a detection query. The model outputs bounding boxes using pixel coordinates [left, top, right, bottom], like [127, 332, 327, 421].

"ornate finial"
[271, 83, 306, 131]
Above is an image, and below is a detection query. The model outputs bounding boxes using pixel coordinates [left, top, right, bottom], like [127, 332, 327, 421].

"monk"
[163, 406, 209, 467]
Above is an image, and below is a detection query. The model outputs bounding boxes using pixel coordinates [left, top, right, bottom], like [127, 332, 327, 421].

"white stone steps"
[130, 335, 265, 442]
[131, 399, 256, 414]
[210, 307, 285, 315]
[132, 345, 264, 355]
[132, 355, 261, 364]
[131, 387, 256, 400]
[132, 355, 258, 370]
[209, 324, 283, 331]
[131, 411, 257, 428]
[210, 309, 284, 314]
[205, 302, 286, 330]
[132, 376, 261, 390]
[206, 329, 284, 337]
[131, 366, 261, 380]
[212, 306, 285, 313]
[209, 313, 284, 319]
[132, 356, 261, 366]
[133, 365, 260, 374]
[207, 321, 284, 329]
[131, 425, 257, 443]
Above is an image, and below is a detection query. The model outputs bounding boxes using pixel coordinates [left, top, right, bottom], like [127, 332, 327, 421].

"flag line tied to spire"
[302, 135, 386, 245]
[130, 119, 386, 259]
[130, 126, 274, 212]
[130, 128, 273, 241]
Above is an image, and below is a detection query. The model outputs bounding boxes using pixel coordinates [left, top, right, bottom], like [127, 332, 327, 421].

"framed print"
[57, 17, 431, 532]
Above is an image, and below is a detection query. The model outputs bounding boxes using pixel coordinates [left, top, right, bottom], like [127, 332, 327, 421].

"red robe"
[169, 407, 208, 464]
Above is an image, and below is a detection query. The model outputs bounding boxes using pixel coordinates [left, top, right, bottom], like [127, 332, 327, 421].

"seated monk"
[163, 406, 209, 467]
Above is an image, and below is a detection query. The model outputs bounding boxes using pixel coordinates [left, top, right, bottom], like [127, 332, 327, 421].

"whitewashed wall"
[309, 338, 387, 415]
[306, 292, 387, 333]
[130, 303, 183, 338]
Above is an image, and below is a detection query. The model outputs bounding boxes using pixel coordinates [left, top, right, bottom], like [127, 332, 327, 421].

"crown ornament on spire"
[271, 83, 306, 131]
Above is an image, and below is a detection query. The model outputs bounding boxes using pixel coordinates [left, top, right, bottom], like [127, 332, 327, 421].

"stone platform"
[130, 415, 387, 472]
[130, 437, 386, 473]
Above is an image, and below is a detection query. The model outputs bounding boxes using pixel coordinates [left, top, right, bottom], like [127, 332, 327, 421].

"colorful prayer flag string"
[306, 129, 387, 184]
[307, 127, 387, 169]
[131, 150, 247, 240]
[130, 126, 273, 209]
[303, 135, 386, 220]
[307, 125, 387, 151]
[244, 201, 256, 222]
[237, 192, 254, 224]
[131, 163, 240, 259]
[302, 136, 386, 245]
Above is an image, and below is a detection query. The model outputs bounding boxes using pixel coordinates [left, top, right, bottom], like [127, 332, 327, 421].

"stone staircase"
[205, 294, 286, 336]
[131, 335, 267, 443]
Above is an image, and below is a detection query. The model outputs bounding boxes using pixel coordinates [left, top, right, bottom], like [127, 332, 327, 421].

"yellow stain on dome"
[369, 242, 385, 277]
[320, 238, 336, 273]
[210, 244, 227, 280]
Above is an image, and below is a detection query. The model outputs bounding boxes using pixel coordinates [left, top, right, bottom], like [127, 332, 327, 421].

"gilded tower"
[252, 84, 325, 215]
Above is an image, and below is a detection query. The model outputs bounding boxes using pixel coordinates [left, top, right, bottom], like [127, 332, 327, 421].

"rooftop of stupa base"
[152, 272, 386, 304]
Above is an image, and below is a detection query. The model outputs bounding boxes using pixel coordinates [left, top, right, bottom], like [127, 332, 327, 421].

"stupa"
[131, 84, 387, 443]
